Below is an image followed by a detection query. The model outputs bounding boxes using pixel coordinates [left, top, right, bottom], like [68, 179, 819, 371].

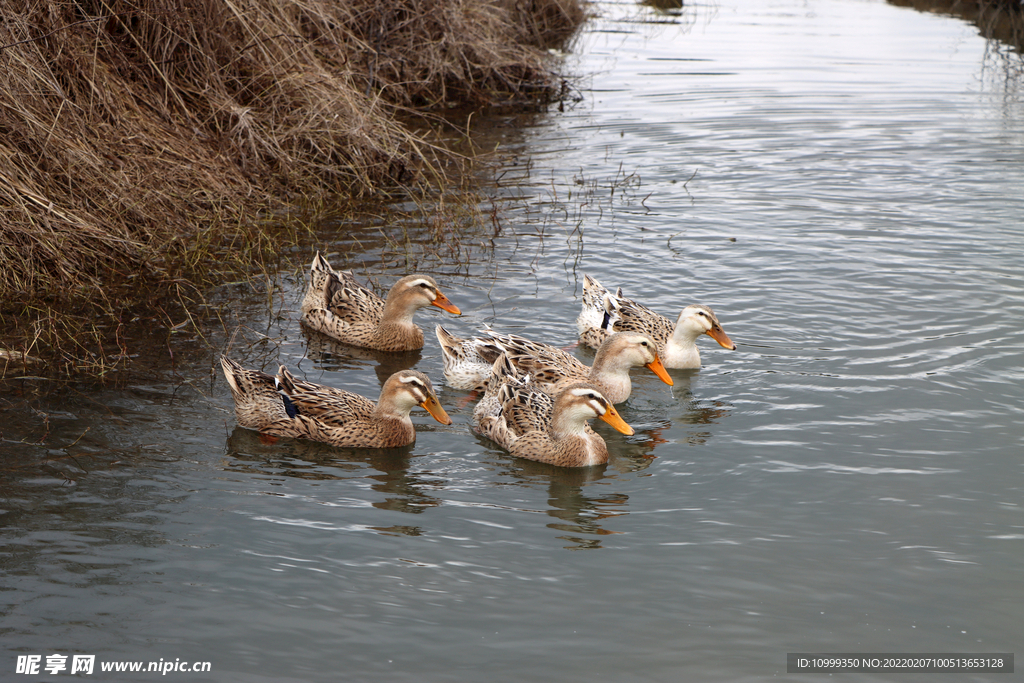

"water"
[3, 0, 1023, 680]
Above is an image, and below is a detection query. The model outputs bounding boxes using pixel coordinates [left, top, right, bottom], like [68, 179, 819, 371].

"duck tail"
[435, 324, 461, 349]
[311, 251, 333, 274]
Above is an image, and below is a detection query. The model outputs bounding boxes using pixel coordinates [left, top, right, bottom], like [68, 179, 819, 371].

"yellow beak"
[420, 396, 452, 425]
[645, 354, 674, 386]
[706, 325, 736, 350]
[598, 404, 634, 436]
[431, 290, 461, 315]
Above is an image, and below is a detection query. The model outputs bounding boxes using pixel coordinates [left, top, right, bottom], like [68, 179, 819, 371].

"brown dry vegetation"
[0, 0, 585, 375]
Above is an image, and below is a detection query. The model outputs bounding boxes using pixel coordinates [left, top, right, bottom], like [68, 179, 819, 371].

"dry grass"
[0, 0, 585, 375]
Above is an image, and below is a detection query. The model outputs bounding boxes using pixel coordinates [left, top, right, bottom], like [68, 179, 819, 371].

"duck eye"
[698, 311, 707, 317]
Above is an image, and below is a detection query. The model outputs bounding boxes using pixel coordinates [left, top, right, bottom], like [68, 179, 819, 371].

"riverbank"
[889, 0, 1024, 52]
[0, 0, 584, 376]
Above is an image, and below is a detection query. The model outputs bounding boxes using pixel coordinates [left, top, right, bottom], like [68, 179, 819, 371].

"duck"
[473, 354, 634, 467]
[575, 274, 736, 369]
[300, 252, 461, 352]
[435, 325, 673, 403]
[221, 356, 451, 448]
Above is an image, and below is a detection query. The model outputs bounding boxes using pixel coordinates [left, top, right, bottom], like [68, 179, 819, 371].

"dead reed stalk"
[0, 0, 585, 375]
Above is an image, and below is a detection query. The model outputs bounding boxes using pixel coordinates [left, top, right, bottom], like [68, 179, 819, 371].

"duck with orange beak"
[301, 252, 461, 352]
[436, 326, 672, 403]
[576, 274, 736, 369]
[473, 354, 635, 467]
[221, 357, 451, 449]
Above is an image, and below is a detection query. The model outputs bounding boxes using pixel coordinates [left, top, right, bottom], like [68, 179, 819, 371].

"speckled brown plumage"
[221, 357, 451, 448]
[300, 252, 460, 352]
[436, 325, 672, 403]
[575, 274, 736, 369]
[472, 355, 634, 467]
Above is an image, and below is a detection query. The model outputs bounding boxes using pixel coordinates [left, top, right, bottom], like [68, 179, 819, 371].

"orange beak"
[420, 396, 453, 425]
[598, 404, 634, 436]
[645, 354, 674, 386]
[431, 289, 461, 315]
[706, 325, 736, 350]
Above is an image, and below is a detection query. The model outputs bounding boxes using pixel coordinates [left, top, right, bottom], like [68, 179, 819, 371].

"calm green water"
[4, 0, 1023, 681]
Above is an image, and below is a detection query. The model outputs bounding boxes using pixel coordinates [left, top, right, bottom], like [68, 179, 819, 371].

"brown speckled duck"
[221, 357, 451, 448]
[301, 252, 461, 352]
[436, 325, 672, 403]
[473, 355, 634, 467]
[576, 274, 736, 369]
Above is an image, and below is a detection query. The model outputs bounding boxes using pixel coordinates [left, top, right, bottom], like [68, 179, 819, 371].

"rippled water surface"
[4, 0, 1023, 681]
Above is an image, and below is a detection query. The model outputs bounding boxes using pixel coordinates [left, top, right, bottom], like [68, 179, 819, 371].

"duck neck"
[588, 352, 631, 404]
[548, 410, 589, 442]
[662, 326, 703, 369]
[381, 295, 418, 325]
[373, 393, 415, 424]
[375, 297, 424, 347]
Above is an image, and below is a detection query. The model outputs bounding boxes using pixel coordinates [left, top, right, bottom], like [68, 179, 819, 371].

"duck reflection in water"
[225, 426, 443, 523]
[663, 372, 734, 446]
[497, 389, 729, 549]
[303, 328, 423, 385]
[500, 459, 633, 550]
